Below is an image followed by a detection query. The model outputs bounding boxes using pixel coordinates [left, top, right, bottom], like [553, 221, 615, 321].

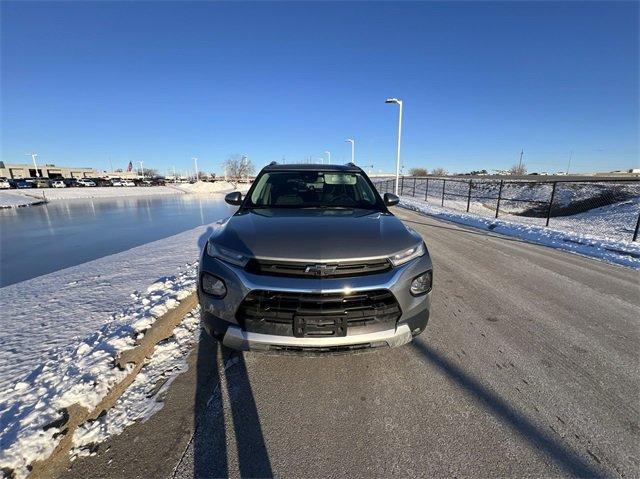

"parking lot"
[61, 207, 640, 479]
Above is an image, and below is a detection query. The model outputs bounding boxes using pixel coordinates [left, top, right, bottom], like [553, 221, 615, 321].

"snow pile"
[0, 223, 214, 390]
[172, 180, 249, 195]
[26, 186, 184, 201]
[400, 197, 640, 269]
[72, 308, 201, 458]
[0, 191, 43, 208]
[0, 264, 199, 478]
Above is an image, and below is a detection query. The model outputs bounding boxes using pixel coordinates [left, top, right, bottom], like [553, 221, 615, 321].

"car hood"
[210, 208, 421, 261]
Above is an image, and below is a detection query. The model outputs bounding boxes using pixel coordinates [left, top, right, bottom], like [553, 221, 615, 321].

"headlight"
[410, 271, 432, 295]
[206, 242, 249, 267]
[201, 273, 227, 297]
[389, 242, 426, 266]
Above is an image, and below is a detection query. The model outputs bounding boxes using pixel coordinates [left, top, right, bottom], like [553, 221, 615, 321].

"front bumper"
[198, 251, 431, 352]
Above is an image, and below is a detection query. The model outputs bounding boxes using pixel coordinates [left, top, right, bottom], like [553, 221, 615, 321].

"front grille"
[244, 258, 391, 278]
[236, 289, 401, 337]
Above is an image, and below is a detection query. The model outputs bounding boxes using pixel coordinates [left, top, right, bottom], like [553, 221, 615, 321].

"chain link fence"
[375, 177, 640, 242]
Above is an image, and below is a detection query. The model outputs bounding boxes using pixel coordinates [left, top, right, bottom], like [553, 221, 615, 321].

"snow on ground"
[0, 191, 43, 208]
[0, 218, 225, 476]
[71, 308, 201, 459]
[0, 222, 216, 391]
[400, 197, 640, 268]
[0, 182, 251, 208]
[401, 195, 640, 243]
[172, 180, 250, 195]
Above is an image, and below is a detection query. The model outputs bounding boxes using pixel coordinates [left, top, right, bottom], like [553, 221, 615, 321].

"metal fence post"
[495, 180, 504, 218]
[400, 176, 404, 195]
[466, 180, 472, 212]
[413, 177, 417, 197]
[425, 178, 429, 202]
[545, 181, 558, 227]
[633, 210, 640, 242]
[441, 179, 446, 206]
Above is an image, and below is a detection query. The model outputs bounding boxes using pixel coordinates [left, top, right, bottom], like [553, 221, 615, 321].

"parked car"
[77, 178, 97, 187]
[198, 162, 433, 352]
[110, 178, 124, 186]
[151, 178, 166, 186]
[51, 180, 66, 188]
[139, 179, 153, 187]
[122, 179, 136, 187]
[34, 178, 51, 188]
[16, 179, 36, 189]
[94, 178, 113, 187]
[63, 178, 80, 187]
[0, 177, 11, 189]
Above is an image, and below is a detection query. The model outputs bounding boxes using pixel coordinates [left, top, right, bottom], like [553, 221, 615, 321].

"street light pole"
[26, 153, 40, 177]
[325, 151, 331, 164]
[345, 139, 355, 164]
[193, 157, 199, 181]
[139, 161, 144, 177]
[385, 98, 403, 195]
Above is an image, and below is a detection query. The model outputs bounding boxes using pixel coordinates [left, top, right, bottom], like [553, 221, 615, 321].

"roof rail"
[346, 162, 358, 167]
[268, 161, 277, 166]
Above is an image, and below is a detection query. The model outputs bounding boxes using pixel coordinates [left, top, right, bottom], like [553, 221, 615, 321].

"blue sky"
[1, 1, 638, 175]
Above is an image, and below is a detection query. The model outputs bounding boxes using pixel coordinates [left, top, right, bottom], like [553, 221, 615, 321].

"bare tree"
[143, 168, 159, 178]
[223, 154, 255, 187]
[409, 167, 428, 177]
[509, 162, 527, 176]
[431, 167, 448, 176]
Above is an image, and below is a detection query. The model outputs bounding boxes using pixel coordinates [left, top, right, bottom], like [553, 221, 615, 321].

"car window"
[245, 171, 383, 210]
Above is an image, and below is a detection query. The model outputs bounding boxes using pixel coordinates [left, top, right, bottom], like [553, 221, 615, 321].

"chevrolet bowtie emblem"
[305, 264, 338, 276]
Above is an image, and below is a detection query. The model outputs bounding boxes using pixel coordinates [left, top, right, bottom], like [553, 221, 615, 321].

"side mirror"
[225, 191, 243, 206]
[383, 193, 400, 206]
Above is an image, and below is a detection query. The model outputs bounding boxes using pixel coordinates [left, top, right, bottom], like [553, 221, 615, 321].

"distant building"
[0, 161, 101, 179]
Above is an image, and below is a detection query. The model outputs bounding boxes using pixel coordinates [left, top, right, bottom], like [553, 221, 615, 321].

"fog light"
[410, 271, 432, 295]
[201, 273, 227, 298]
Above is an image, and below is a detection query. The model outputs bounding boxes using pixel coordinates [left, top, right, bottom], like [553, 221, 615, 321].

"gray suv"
[198, 163, 432, 352]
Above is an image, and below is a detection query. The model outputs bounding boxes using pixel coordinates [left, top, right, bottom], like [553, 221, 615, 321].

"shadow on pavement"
[193, 328, 273, 478]
[409, 340, 604, 478]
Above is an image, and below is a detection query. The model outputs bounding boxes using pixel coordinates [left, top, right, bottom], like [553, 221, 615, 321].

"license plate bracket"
[293, 315, 348, 338]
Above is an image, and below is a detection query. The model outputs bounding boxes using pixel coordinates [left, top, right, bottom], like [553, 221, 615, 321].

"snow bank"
[71, 308, 201, 458]
[0, 262, 201, 478]
[172, 180, 249, 195]
[0, 191, 43, 208]
[400, 197, 640, 269]
[0, 223, 215, 391]
[33, 186, 184, 201]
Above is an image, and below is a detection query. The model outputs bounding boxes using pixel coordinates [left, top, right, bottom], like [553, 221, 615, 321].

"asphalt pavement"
[62, 207, 640, 479]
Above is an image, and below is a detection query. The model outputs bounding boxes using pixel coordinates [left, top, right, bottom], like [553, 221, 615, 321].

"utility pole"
[566, 150, 573, 175]
[139, 161, 144, 177]
[193, 157, 199, 181]
[325, 151, 331, 164]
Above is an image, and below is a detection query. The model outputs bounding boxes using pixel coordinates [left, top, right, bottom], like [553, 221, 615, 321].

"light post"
[139, 161, 145, 177]
[385, 97, 403, 195]
[345, 138, 355, 164]
[193, 157, 199, 181]
[26, 153, 40, 177]
[325, 151, 331, 164]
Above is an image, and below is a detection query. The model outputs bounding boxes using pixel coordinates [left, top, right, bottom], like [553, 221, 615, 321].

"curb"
[25, 293, 198, 479]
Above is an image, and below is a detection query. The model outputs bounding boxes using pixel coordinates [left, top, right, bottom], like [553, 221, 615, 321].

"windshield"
[244, 170, 383, 210]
